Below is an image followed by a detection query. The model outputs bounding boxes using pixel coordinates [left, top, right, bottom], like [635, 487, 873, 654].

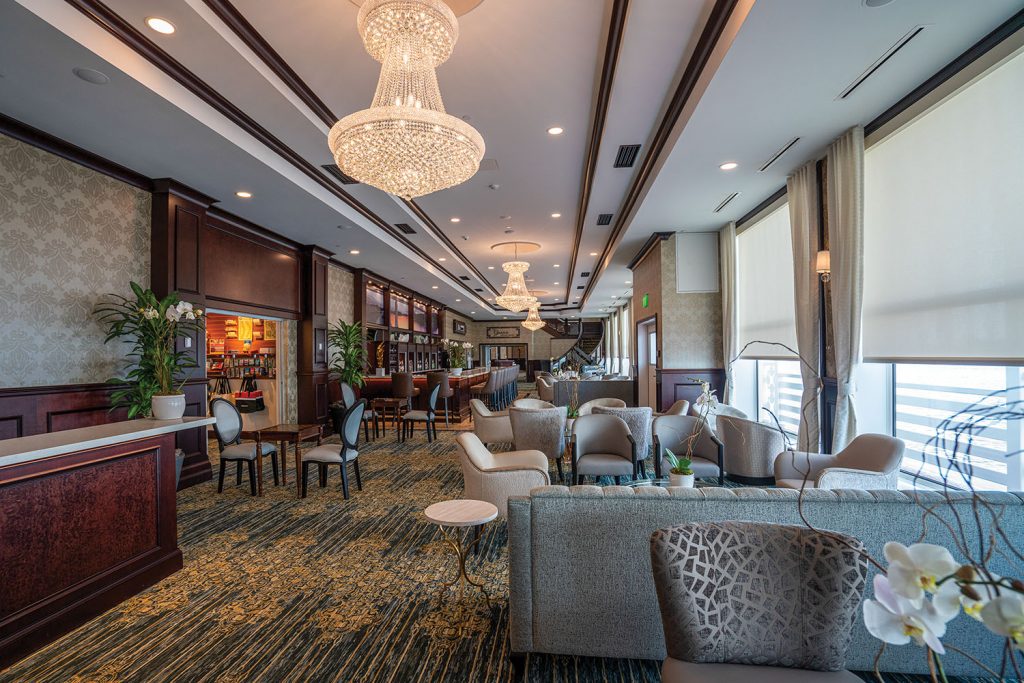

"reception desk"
[360, 369, 490, 422]
[0, 416, 214, 667]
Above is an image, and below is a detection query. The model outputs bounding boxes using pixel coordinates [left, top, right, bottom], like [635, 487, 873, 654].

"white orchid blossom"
[884, 542, 959, 604]
[864, 575, 950, 654]
[175, 301, 193, 314]
[142, 307, 159, 320]
[981, 594, 1024, 650]
[165, 306, 182, 322]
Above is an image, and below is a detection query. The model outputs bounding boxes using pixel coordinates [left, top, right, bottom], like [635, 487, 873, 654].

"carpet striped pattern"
[0, 412, 1000, 682]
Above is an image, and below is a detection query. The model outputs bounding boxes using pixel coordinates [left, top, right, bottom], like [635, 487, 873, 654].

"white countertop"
[0, 416, 217, 468]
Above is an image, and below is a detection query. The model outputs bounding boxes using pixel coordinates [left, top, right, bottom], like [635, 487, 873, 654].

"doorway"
[206, 310, 284, 431]
[636, 317, 658, 409]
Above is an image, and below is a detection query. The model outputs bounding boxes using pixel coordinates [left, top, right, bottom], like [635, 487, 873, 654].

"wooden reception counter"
[360, 369, 490, 421]
[0, 416, 215, 667]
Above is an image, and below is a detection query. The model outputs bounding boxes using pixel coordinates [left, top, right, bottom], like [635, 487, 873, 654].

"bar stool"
[471, 369, 499, 409]
[427, 370, 454, 428]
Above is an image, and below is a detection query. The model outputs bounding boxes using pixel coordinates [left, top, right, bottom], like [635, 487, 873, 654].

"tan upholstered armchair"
[651, 414, 723, 484]
[657, 399, 690, 416]
[457, 433, 549, 518]
[592, 405, 653, 476]
[716, 414, 789, 485]
[775, 434, 905, 490]
[536, 375, 556, 403]
[509, 404, 568, 482]
[690, 401, 747, 434]
[513, 398, 556, 409]
[571, 413, 636, 485]
[578, 397, 626, 415]
[470, 398, 513, 447]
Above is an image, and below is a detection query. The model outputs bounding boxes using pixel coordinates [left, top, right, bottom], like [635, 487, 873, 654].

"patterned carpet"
[0, 407, 1000, 682]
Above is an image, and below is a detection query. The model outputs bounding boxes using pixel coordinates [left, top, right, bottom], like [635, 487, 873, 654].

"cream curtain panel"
[719, 222, 738, 403]
[787, 161, 821, 452]
[827, 126, 865, 451]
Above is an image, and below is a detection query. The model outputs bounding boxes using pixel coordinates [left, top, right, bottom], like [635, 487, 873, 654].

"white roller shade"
[863, 50, 1024, 362]
[736, 204, 797, 358]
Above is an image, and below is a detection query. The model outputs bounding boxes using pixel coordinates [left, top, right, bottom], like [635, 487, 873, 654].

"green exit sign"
[642, 293, 649, 308]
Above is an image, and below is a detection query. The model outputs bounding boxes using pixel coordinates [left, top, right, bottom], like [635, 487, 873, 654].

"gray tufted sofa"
[507, 485, 1024, 676]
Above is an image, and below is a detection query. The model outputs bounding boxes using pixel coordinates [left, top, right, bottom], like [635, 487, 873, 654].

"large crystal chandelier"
[328, 0, 485, 199]
[522, 304, 545, 331]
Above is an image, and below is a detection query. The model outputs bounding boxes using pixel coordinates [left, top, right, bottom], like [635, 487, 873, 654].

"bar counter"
[0, 416, 214, 667]
[360, 369, 490, 421]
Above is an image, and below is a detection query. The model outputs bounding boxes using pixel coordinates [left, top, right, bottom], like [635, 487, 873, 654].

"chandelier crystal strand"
[495, 261, 536, 313]
[522, 305, 545, 331]
[328, 0, 485, 199]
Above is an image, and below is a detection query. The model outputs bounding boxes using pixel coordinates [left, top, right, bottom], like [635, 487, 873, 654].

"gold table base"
[435, 524, 491, 630]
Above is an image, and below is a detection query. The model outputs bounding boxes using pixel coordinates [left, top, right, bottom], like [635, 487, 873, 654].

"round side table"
[425, 499, 498, 607]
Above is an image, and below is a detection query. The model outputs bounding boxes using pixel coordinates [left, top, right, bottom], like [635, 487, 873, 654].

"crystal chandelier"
[328, 0, 485, 199]
[522, 304, 545, 331]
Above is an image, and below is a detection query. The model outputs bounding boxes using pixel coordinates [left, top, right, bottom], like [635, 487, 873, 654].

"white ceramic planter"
[669, 472, 695, 488]
[451, 368, 463, 376]
[152, 394, 186, 420]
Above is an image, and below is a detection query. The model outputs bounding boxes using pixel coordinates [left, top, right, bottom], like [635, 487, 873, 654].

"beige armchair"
[578, 397, 626, 415]
[592, 405, 653, 476]
[690, 401, 747, 434]
[470, 398, 513, 447]
[716, 414, 789, 485]
[513, 398, 556, 409]
[657, 399, 690, 416]
[457, 433, 549, 518]
[510, 404, 568, 482]
[651, 414, 723, 484]
[536, 375, 555, 403]
[571, 413, 636, 484]
[775, 434, 905, 490]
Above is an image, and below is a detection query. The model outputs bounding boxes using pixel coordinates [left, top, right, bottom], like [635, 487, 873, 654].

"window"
[412, 301, 427, 333]
[619, 304, 631, 376]
[736, 203, 796, 358]
[730, 359, 802, 440]
[390, 294, 410, 329]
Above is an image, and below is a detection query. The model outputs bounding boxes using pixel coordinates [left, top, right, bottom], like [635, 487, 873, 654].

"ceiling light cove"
[719, 161, 739, 171]
[328, 0, 485, 199]
[235, 191, 253, 198]
[547, 126, 564, 135]
[145, 17, 176, 34]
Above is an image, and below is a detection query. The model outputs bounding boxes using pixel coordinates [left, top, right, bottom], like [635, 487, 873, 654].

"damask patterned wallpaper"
[327, 264, 355, 325]
[660, 234, 723, 368]
[0, 133, 151, 388]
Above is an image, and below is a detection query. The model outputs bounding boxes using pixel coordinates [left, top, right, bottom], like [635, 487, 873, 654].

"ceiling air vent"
[714, 192, 741, 214]
[474, 288, 484, 292]
[596, 213, 613, 226]
[459, 275, 471, 281]
[613, 144, 641, 168]
[838, 26, 926, 100]
[395, 223, 416, 235]
[321, 164, 360, 185]
[580, 271, 590, 277]
[577, 285, 585, 290]
[758, 137, 800, 173]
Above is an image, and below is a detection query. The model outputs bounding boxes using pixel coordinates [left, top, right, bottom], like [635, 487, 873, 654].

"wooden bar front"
[360, 369, 490, 422]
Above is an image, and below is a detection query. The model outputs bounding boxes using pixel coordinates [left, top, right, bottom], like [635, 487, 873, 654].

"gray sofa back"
[507, 485, 1024, 676]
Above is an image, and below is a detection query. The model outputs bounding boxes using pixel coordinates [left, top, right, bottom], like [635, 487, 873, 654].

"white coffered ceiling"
[2, 0, 1021, 321]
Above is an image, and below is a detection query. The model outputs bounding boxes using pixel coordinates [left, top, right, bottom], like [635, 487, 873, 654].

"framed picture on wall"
[487, 326, 520, 339]
[452, 320, 467, 335]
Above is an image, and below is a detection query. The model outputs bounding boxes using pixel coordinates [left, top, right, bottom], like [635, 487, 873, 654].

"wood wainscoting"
[0, 380, 209, 490]
[656, 368, 726, 413]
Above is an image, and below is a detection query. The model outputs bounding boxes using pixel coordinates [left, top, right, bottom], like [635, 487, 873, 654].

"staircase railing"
[551, 320, 605, 374]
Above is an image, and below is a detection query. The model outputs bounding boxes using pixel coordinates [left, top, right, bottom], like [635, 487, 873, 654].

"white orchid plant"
[442, 338, 472, 368]
[684, 378, 718, 462]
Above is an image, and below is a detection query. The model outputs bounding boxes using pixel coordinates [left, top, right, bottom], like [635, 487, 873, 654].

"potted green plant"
[663, 448, 695, 488]
[444, 338, 467, 375]
[328, 320, 368, 390]
[95, 281, 205, 420]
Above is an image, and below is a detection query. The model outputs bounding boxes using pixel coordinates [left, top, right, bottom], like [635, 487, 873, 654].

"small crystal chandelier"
[495, 242, 537, 312]
[522, 304, 545, 331]
[328, 0, 485, 199]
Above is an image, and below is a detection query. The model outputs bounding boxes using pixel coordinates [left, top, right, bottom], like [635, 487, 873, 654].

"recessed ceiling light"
[488, 265, 495, 270]
[553, 282, 560, 286]
[719, 161, 739, 171]
[72, 67, 109, 85]
[551, 213, 561, 218]
[349, 249, 360, 255]
[146, 17, 176, 34]
[455, 299, 461, 302]
[438, 257, 446, 261]
[471, 311, 476, 314]
[450, 217, 461, 223]
[553, 264, 560, 268]
[625, 280, 631, 285]
[589, 252, 598, 257]
[235, 191, 252, 198]
[547, 126, 564, 135]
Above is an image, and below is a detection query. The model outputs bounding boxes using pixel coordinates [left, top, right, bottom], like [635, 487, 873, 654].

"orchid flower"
[864, 575, 949, 654]
[165, 306, 182, 322]
[142, 307, 159, 320]
[981, 594, 1024, 650]
[934, 575, 987, 621]
[884, 542, 959, 604]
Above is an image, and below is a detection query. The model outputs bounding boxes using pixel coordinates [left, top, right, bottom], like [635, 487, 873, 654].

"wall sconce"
[816, 249, 831, 283]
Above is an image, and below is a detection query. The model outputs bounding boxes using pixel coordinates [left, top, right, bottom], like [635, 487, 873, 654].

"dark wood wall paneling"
[657, 369, 726, 414]
[298, 247, 333, 425]
[0, 433, 182, 668]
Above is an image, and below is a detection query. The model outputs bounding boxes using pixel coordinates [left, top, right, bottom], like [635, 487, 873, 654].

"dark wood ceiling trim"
[582, 0, 740, 305]
[626, 231, 673, 271]
[63, 0, 493, 309]
[866, 7, 1024, 137]
[735, 185, 786, 229]
[200, 0, 500, 304]
[201, 0, 335, 128]
[564, 0, 630, 305]
[0, 111, 151, 190]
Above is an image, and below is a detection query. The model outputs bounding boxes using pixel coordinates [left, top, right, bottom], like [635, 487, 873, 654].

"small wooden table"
[372, 397, 407, 436]
[248, 423, 321, 497]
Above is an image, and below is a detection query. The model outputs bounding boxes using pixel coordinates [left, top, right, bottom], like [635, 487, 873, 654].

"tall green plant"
[328, 320, 368, 388]
[94, 281, 205, 418]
